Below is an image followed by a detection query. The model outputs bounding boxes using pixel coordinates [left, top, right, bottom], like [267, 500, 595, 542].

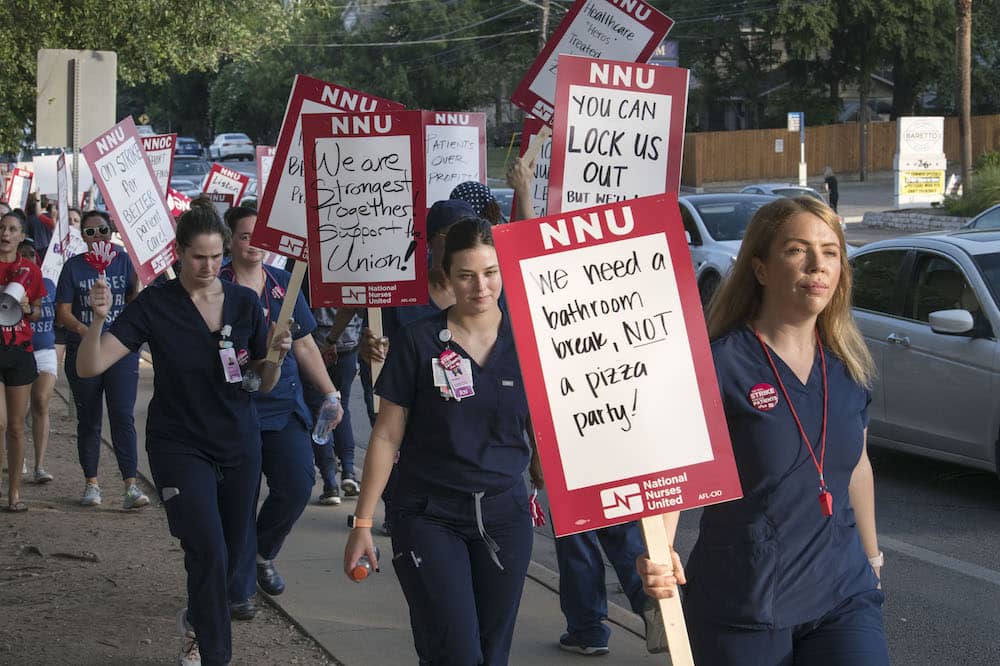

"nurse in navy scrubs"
[344, 217, 538, 665]
[220, 206, 342, 617]
[638, 197, 888, 665]
[76, 203, 292, 666]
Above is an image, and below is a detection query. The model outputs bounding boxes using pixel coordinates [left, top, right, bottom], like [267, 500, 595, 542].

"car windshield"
[693, 199, 769, 241]
[773, 187, 824, 201]
[174, 160, 210, 177]
[973, 252, 1000, 307]
[171, 179, 196, 189]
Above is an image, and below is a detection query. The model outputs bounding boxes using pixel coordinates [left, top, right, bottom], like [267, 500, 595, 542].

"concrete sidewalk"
[117, 359, 666, 665]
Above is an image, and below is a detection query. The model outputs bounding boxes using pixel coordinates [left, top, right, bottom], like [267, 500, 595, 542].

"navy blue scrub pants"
[390, 484, 533, 666]
[231, 416, 315, 603]
[554, 520, 649, 645]
[305, 349, 358, 486]
[686, 588, 889, 666]
[149, 447, 262, 666]
[64, 345, 139, 479]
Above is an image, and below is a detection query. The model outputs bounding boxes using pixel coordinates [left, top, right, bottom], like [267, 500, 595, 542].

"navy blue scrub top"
[56, 246, 135, 347]
[109, 279, 268, 463]
[219, 265, 316, 432]
[375, 308, 530, 498]
[684, 326, 879, 630]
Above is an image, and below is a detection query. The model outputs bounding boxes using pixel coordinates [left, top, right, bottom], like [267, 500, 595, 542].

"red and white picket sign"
[548, 55, 689, 214]
[300, 110, 428, 308]
[206, 192, 236, 220]
[140, 133, 177, 195]
[80, 117, 177, 285]
[166, 188, 192, 217]
[511, 0, 673, 126]
[203, 163, 249, 207]
[256, 145, 276, 199]
[513, 115, 553, 219]
[4, 167, 33, 210]
[252, 75, 405, 260]
[422, 111, 486, 208]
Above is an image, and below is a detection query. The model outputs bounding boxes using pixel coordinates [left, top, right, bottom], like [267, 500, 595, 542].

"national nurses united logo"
[600, 484, 643, 519]
[749, 383, 779, 411]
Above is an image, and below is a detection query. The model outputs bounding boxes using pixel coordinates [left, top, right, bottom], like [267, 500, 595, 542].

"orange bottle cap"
[350, 565, 370, 581]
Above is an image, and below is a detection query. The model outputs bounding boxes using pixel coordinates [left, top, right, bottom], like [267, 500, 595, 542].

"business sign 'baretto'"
[493, 194, 742, 536]
[511, 0, 673, 125]
[300, 111, 427, 308]
[548, 55, 688, 214]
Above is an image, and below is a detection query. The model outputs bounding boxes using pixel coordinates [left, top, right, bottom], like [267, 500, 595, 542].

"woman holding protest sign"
[0, 212, 45, 512]
[345, 217, 543, 666]
[56, 210, 147, 509]
[77, 201, 292, 666]
[637, 197, 888, 665]
[220, 205, 343, 618]
[19, 241, 56, 484]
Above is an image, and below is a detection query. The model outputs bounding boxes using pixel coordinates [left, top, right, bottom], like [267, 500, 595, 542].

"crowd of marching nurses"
[0, 150, 890, 666]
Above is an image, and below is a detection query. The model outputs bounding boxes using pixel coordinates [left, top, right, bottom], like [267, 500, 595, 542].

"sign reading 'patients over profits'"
[252, 75, 405, 260]
[548, 55, 688, 214]
[300, 111, 428, 308]
[81, 117, 177, 285]
[511, 0, 673, 125]
[422, 111, 486, 208]
[493, 195, 742, 536]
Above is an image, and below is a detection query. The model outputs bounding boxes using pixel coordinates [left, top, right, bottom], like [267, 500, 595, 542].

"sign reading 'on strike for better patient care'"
[423, 111, 486, 208]
[493, 195, 742, 536]
[511, 0, 673, 125]
[549, 55, 688, 214]
[301, 111, 427, 308]
[252, 75, 404, 260]
[81, 117, 177, 285]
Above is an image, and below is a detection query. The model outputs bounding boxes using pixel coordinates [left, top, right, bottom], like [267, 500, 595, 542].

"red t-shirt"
[0, 258, 46, 350]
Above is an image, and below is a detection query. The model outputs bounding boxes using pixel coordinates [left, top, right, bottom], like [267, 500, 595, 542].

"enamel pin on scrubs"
[755, 328, 833, 518]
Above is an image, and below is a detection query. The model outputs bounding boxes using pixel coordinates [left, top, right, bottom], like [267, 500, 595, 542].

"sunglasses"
[83, 225, 111, 237]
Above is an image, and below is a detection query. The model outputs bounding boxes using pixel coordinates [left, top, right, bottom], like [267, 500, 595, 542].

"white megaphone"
[0, 279, 27, 327]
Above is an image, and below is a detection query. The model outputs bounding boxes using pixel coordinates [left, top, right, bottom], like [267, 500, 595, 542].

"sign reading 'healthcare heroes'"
[81, 117, 177, 285]
[493, 195, 741, 536]
[140, 133, 177, 195]
[514, 115, 553, 218]
[301, 111, 427, 308]
[548, 55, 688, 214]
[511, 0, 673, 125]
[422, 111, 486, 208]
[253, 74, 405, 260]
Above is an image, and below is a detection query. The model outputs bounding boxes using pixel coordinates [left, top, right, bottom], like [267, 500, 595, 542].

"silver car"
[850, 231, 1000, 474]
[962, 202, 1000, 230]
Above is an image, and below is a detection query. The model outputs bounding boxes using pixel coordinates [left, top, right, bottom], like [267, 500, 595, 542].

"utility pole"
[956, 0, 973, 194]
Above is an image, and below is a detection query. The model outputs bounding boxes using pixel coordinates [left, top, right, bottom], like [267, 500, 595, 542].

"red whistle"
[819, 490, 833, 517]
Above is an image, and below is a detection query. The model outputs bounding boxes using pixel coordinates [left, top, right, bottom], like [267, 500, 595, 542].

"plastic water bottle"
[350, 547, 381, 582]
[311, 393, 340, 445]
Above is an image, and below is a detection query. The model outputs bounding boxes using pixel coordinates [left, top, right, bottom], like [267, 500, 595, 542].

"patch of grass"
[943, 164, 1000, 217]
[486, 145, 519, 183]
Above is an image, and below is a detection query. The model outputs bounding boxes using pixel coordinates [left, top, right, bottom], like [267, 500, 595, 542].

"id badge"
[431, 359, 453, 399]
[445, 359, 475, 401]
[220, 348, 243, 383]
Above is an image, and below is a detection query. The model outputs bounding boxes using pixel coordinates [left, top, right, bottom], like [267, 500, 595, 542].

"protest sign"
[493, 194, 741, 536]
[4, 168, 33, 209]
[548, 55, 688, 214]
[203, 163, 249, 206]
[80, 117, 177, 285]
[166, 188, 192, 217]
[252, 75, 405, 259]
[422, 112, 486, 207]
[56, 152, 69, 237]
[206, 192, 236, 219]
[140, 133, 177, 195]
[41, 226, 87, 285]
[511, 0, 672, 125]
[34, 153, 95, 196]
[256, 145, 276, 196]
[300, 110, 427, 307]
[513, 115, 553, 218]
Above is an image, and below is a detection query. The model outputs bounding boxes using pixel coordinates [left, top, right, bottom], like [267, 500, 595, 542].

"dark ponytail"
[177, 197, 231, 252]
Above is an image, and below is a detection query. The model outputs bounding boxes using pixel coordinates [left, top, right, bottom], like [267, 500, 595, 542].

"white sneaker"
[178, 637, 201, 665]
[123, 484, 150, 510]
[81, 482, 102, 506]
[33, 468, 53, 484]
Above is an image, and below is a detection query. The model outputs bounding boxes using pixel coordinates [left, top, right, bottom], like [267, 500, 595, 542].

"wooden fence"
[681, 114, 1000, 187]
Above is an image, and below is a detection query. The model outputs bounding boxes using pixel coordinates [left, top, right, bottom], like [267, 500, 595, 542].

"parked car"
[490, 187, 514, 221]
[678, 193, 778, 304]
[850, 231, 1000, 475]
[172, 159, 211, 189]
[169, 178, 201, 198]
[208, 133, 254, 161]
[175, 137, 203, 159]
[962, 202, 1000, 230]
[739, 183, 845, 229]
[136, 125, 157, 137]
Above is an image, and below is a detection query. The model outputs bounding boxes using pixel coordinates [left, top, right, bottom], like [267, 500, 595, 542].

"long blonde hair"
[705, 197, 876, 387]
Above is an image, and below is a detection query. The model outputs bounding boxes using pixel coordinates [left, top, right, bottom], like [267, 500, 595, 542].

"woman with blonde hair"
[638, 197, 888, 664]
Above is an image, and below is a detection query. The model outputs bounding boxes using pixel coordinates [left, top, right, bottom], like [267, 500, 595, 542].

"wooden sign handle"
[368, 307, 384, 413]
[267, 259, 306, 363]
[640, 515, 695, 665]
[521, 126, 552, 165]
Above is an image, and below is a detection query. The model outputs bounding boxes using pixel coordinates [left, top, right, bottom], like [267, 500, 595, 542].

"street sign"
[787, 111, 801, 133]
[36, 50, 117, 148]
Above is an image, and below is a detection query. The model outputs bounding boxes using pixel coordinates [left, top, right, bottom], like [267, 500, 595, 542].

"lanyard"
[754, 328, 833, 517]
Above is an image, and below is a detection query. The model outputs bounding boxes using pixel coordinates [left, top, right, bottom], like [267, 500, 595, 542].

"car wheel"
[699, 272, 721, 307]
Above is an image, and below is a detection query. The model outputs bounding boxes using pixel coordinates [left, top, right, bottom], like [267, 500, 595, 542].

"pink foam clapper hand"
[83, 240, 118, 281]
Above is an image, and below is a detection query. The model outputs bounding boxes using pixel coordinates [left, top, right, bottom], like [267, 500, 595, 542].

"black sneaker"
[341, 474, 360, 497]
[230, 599, 257, 621]
[558, 633, 609, 656]
[318, 485, 342, 506]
